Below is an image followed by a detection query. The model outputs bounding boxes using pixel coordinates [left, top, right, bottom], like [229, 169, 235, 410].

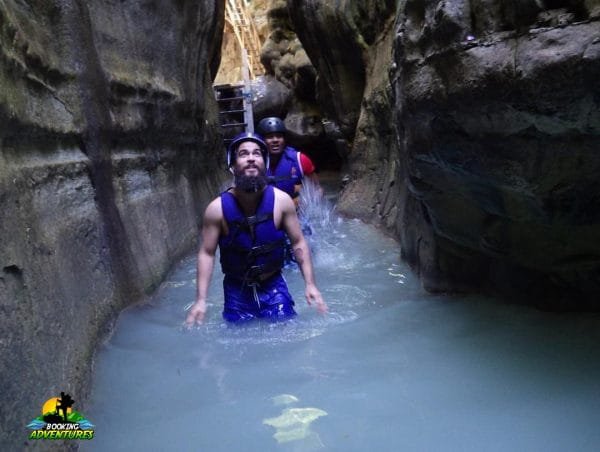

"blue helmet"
[227, 132, 269, 168]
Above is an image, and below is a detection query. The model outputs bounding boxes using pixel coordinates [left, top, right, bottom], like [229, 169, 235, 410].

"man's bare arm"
[185, 199, 222, 326]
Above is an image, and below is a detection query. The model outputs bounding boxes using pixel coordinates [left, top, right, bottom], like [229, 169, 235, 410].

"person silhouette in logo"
[56, 393, 74, 422]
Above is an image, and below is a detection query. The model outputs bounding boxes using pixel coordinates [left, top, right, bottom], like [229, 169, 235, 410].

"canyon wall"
[0, 1, 225, 448]
[288, 0, 600, 308]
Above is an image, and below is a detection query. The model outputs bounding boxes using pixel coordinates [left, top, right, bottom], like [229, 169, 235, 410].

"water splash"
[298, 177, 338, 234]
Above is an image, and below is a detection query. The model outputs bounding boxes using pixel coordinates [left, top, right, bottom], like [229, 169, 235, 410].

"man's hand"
[305, 284, 328, 314]
[185, 300, 207, 327]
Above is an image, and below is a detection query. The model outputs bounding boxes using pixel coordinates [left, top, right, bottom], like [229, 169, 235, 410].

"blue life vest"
[267, 147, 304, 199]
[219, 185, 286, 282]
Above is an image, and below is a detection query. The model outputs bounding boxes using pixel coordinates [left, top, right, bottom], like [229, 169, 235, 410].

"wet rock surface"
[0, 1, 225, 448]
[256, 0, 342, 169]
[287, 0, 600, 308]
[395, 1, 600, 308]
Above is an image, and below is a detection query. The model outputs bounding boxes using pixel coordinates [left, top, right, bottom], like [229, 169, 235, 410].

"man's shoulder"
[284, 146, 306, 156]
[284, 146, 299, 156]
[273, 186, 291, 198]
[205, 196, 224, 220]
[209, 194, 224, 205]
[273, 187, 294, 205]
[283, 147, 315, 174]
[298, 153, 316, 174]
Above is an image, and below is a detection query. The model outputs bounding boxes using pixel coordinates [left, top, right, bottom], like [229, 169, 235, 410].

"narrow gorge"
[1, 1, 599, 449]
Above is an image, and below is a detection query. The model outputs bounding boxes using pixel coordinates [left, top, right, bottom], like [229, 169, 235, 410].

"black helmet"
[257, 117, 286, 135]
[227, 132, 269, 168]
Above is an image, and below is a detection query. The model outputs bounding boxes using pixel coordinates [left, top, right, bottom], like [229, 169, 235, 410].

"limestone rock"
[290, 0, 600, 308]
[0, 1, 226, 448]
[257, 0, 334, 166]
[395, 3, 600, 307]
[284, 99, 325, 147]
[252, 74, 292, 120]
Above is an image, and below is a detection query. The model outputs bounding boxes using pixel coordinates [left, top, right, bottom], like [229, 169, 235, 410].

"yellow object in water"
[263, 407, 328, 443]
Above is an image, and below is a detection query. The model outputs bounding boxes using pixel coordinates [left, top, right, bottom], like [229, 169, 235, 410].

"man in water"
[257, 116, 322, 205]
[185, 132, 327, 325]
[257, 117, 324, 264]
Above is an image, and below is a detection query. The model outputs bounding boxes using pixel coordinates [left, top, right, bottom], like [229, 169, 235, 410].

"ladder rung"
[220, 109, 246, 114]
[221, 122, 247, 128]
[214, 83, 244, 89]
[217, 96, 245, 102]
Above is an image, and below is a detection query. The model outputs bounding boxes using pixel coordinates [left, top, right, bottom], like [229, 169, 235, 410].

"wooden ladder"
[214, 50, 255, 150]
[225, 0, 263, 79]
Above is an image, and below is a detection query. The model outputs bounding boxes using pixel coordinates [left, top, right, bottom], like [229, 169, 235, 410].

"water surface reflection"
[85, 189, 600, 451]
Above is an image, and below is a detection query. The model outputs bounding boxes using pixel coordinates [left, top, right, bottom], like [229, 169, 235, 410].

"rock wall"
[288, 0, 600, 308]
[289, 0, 397, 213]
[259, 0, 322, 144]
[256, 0, 343, 168]
[214, 20, 245, 85]
[214, 0, 269, 86]
[0, 1, 225, 449]
[394, 0, 600, 308]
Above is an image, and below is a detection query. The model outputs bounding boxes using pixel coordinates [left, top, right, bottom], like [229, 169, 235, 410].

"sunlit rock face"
[288, 0, 600, 308]
[0, 1, 224, 448]
[259, 0, 330, 153]
[214, 0, 269, 85]
[214, 20, 244, 85]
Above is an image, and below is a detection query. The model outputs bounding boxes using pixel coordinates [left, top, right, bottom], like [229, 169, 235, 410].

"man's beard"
[234, 169, 268, 193]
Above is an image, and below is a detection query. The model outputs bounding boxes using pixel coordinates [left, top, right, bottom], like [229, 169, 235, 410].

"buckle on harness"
[247, 246, 263, 259]
[245, 265, 264, 280]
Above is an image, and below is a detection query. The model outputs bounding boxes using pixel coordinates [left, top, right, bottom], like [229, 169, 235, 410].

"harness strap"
[230, 212, 273, 228]
[247, 282, 261, 308]
[268, 175, 291, 183]
[225, 237, 286, 257]
[248, 237, 286, 257]
[230, 213, 273, 241]
[222, 262, 283, 284]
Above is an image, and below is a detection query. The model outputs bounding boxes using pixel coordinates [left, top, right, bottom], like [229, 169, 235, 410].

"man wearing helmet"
[185, 133, 327, 325]
[257, 117, 321, 205]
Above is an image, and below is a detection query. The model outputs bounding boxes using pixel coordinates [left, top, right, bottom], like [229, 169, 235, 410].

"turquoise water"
[85, 185, 600, 451]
